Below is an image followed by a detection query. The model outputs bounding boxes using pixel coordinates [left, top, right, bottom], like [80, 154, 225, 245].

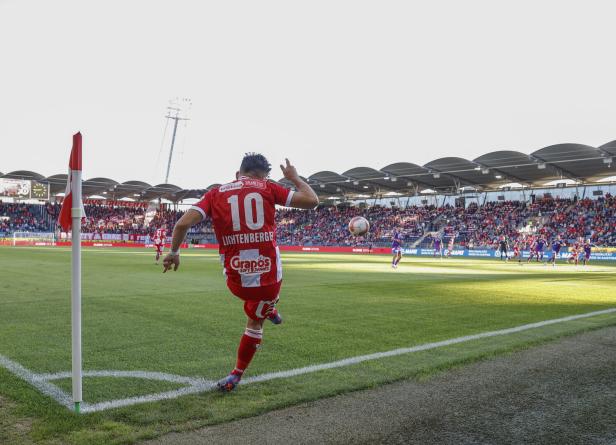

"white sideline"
[1, 307, 615, 413]
[244, 307, 616, 384]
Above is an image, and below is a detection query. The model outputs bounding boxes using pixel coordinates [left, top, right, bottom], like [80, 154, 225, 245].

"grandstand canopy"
[380, 162, 433, 192]
[600, 140, 616, 156]
[424, 157, 489, 190]
[82, 177, 119, 197]
[2, 140, 615, 202]
[531, 144, 612, 182]
[141, 183, 183, 201]
[3, 170, 46, 181]
[168, 189, 207, 202]
[45, 174, 69, 195]
[474, 150, 556, 185]
[112, 180, 152, 199]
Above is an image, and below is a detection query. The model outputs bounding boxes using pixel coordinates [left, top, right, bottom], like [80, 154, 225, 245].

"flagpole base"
[74, 402, 80, 414]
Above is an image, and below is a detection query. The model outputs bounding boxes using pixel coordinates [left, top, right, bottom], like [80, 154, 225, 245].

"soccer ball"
[348, 216, 370, 236]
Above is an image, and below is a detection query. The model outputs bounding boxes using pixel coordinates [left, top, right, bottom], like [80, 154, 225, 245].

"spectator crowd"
[1, 194, 615, 247]
[0, 201, 50, 235]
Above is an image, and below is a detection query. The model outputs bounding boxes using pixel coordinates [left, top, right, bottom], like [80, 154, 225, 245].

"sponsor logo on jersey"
[242, 179, 266, 190]
[230, 255, 272, 274]
[219, 181, 244, 192]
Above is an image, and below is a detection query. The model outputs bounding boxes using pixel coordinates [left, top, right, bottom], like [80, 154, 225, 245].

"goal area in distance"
[12, 232, 56, 246]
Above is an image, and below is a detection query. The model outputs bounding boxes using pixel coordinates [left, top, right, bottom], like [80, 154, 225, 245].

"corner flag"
[58, 133, 84, 231]
[58, 132, 84, 413]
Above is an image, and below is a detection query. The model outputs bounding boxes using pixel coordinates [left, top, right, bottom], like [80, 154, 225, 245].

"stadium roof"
[1, 141, 615, 201]
[298, 142, 615, 199]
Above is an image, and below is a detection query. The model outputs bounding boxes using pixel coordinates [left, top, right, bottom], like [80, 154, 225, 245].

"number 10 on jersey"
[227, 193, 265, 231]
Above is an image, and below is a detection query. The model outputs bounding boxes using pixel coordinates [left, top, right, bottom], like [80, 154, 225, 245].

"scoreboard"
[30, 181, 50, 199]
[0, 178, 50, 200]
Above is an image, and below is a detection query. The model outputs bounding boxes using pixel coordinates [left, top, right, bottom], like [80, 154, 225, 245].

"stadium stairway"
[412, 226, 444, 248]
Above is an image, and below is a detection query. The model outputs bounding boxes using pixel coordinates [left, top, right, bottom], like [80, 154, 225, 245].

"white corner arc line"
[1, 307, 615, 413]
[80, 381, 217, 413]
[40, 370, 205, 385]
[0, 355, 73, 409]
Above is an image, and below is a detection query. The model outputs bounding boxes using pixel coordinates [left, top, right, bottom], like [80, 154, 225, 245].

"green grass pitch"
[1, 246, 615, 444]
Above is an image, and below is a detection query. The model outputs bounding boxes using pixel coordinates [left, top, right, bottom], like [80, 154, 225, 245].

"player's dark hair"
[239, 152, 271, 177]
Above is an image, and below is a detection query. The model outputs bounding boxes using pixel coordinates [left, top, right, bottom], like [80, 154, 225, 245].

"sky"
[1, 0, 615, 189]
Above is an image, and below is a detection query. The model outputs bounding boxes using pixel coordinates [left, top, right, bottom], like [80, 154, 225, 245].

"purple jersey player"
[391, 232, 402, 269]
[550, 237, 562, 266]
[433, 236, 442, 258]
[535, 238, 546, 262]
[583, 240, 592, 265]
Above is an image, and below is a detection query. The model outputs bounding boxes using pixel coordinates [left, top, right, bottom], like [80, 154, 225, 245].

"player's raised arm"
[162, 209, 203, 273]
[280, 158, 319, 209]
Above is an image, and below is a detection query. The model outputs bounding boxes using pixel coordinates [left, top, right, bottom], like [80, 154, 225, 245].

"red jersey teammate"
[153, 226, 167, 264]
[162, 154, 318, 392]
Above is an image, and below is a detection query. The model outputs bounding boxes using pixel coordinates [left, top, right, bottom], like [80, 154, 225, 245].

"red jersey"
[154, 229, 166, 245]
[191, 176, 294, 289]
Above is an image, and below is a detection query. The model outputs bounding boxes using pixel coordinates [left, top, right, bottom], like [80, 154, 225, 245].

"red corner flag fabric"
[58, 133, 84, 231]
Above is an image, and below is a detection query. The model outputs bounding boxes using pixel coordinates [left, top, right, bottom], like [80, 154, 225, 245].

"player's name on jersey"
[221, 231, 276, 246]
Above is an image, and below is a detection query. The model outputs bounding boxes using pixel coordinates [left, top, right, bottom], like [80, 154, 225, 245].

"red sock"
[232, 328, 263, 376]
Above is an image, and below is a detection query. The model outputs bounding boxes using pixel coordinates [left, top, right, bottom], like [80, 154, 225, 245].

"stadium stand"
[1, 142, 615, 247]
[0, 201, 50, 235]
[0, 195, 614, 247]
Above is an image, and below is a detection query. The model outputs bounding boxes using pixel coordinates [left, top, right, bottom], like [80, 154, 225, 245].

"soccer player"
[152, 225, 167, 264]
[391, 232, 402, 268]
[497, 236, 508, 261]
[582, 239, 592, 266]
[512, 239, 522, 264]
[526, 236, 537, 263]
[446, 234, 455, 257]
[96, 222, 105, 241]
[536, 236, 546, 262]
[550, 236, 562, 267]
[162, 154, 319, 392]
[433, 235, 442, 258]
[568, 239, 581, 265]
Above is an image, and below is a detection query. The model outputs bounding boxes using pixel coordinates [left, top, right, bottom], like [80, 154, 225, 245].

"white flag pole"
[71, 168, 83, 413]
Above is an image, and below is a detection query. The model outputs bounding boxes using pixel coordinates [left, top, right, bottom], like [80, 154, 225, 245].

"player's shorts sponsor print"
[230, 253, 272, 275]
[228, 248, 279, 288]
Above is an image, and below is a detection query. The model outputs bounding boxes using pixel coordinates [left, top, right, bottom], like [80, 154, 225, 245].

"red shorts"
[154, 243, 163, 252]
[227, 280, 282, 321]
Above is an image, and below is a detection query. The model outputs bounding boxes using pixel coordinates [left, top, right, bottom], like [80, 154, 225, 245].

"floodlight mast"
[164, 98, 191, 184]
